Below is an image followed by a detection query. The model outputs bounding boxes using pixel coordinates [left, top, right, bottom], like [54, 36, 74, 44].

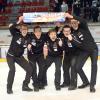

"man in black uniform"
[61, 25, 87, 90]
[65, 13, 98, 92]
[6, 16, 33, 94]
[61, 25, 80, 88]
[43, 29, 63, 90]
[54, 21, 74, 88]
[27, 26, 47, 92]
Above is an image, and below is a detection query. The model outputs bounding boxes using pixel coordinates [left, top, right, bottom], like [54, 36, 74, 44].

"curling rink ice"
[0, 59, 100, 100]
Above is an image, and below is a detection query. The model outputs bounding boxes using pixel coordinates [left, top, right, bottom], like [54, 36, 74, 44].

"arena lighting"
[23, 12, 66, 23]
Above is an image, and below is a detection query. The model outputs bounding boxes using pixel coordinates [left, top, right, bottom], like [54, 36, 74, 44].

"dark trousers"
[70, 54, 78, 87]
[75, 49, 98, 86]
[28, 54, 45, 87]
[42, 56, 62, 87]
[92, 16, 98, 22]
[62, 52, 78, 87]
[6, 54, 32, 89]
[62, 53, 72, 85]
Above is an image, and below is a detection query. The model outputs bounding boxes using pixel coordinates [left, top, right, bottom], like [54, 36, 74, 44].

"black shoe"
[78, 83, 89, 89]
[22, 86, 33, 92]
[7, 89, 13, 94]
[60, 83, 69, 88]
[68, 86, 77, 90]
[43, 83, 48, 87]
[90, 86, 96, 93]
[55, 86, 61, 91]
[39, 85, 45, 90]
[34, 87, 39, 92]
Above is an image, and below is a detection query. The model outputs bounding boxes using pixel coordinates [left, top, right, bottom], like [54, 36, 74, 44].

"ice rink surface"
[0, 59, 100, 100]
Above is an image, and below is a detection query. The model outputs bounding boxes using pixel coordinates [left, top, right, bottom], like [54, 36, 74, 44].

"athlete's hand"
[67, 35, 73, 41]
[58, 27, 62, 33]
[9, 23, 13, 28]
[27, 44, 32, 51]
[43, 44, 48, 59]
[17, 16, 24, 24]
[64, 13, 73, 19]
[58, 38, 63, 47]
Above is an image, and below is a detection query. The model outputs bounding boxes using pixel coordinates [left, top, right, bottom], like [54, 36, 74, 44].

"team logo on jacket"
[68, 42, 72, 47]
[32, 39, 36, 46]
[78, 32, 84, 40]
[16, 38, 21, 45]
[23, 40, 27, 47]
[53, 43, 58, 51]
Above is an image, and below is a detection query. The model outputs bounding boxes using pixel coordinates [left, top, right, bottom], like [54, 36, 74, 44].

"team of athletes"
[6, 13, 98, 94]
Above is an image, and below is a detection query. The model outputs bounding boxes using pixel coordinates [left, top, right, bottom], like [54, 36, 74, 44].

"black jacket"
[62, 34, 81, 55]
[47, 38, 63, 57]
[72, 16, 98, 52]
[28, 33, 48, 57]
[8, 23, 30, 57]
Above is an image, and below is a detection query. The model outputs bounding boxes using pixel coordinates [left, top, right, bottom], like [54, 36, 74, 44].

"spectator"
[54, 0, 61, 12]
[91, 4, 99, 22]
[73, 1, 81, 16]
[61, 1, 68, 12]
[84, 3, 91, 20]
[2, 0, 7, 12]
[0, 0, 7, 12]
[0, 0, 3, 12]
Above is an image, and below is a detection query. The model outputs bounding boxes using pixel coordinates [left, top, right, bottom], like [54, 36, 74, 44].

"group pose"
[6, 13, 98, 94]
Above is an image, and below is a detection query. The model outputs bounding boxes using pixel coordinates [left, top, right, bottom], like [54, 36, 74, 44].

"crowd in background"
[0, 0, 100, 22]
[0, 0, 7, 12]
[50, 0, 100, 22]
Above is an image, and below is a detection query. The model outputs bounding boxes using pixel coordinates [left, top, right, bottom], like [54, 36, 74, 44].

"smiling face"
[20, 25, 28, 37]
[62, 25, 71, 37]
[70, 19, 79, 30]
[63, 27, 71, 37]
[48, 30, 57, 41]
[33, 26, 42, 39]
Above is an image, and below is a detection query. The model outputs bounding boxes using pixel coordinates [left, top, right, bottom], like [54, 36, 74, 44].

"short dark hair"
[20, 23, 28, 29]
[62, 25, 71, 31]
[48, 29, 57, 35]
[33, 25, 41, 32]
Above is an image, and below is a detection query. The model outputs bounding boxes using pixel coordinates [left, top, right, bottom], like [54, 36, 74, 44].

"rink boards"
[0, 43, 100, 62]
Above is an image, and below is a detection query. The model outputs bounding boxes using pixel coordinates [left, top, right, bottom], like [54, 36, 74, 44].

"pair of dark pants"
[43, 56, 62, 87]
[70, 50, 89, 87]
[62, 53, 73, 86]
[28, 54, 45, 87]
[75, 49, 98, 86]
[70, 54, 78, 87]
[6, 54, 32, 89]
[62, 52, 78, 87]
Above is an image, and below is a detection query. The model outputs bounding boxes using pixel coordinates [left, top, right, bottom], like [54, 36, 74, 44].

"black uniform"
[72, 16, 98, 87]
[55, 27, 78, 87]
[42, 38, 63, 89]
[61, 35, 79, 87]
[7, 24, 32, 91]
[28, 33, 47, 88]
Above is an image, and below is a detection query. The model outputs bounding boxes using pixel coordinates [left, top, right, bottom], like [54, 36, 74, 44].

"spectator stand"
[0, 1, 49, 26]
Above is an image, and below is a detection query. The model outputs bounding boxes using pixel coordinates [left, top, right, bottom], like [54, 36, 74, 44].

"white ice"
[0, 59, 100, 100]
